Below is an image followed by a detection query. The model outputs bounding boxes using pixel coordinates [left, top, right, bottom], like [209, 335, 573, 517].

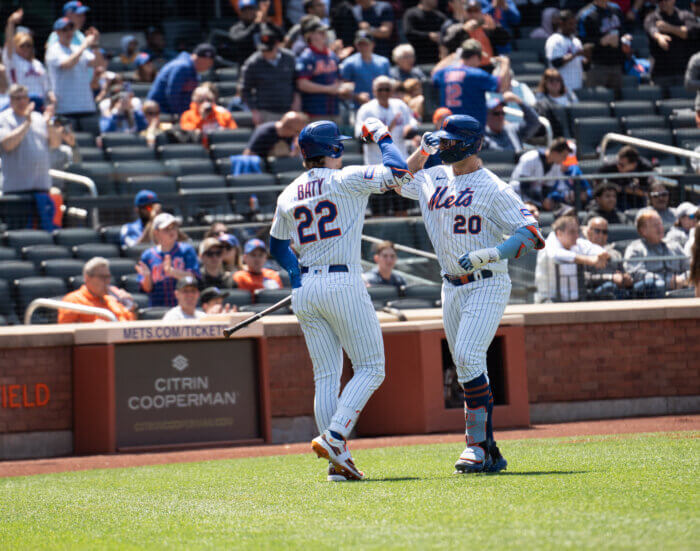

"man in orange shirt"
[58, 257, 136, 323]
[179, 85, 237, 145]
[232, 238, 283, 295]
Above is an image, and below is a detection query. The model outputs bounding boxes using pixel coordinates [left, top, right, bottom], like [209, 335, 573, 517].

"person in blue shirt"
[135, 212, 200, 307]
[432, 38, 511, 127]
[99, 92, 148, 134]
[146, 43, 216, 115]
[483, 0, 521, 53]
[340, 31, 390, 107]
[120, 189, 160, 248]
[46, 1, 90, 47]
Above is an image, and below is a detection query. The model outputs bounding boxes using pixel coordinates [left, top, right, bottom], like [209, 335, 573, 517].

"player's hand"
[361, 117, 390, 144]
[420, 132, 439, 156]
[458, 248, 500, 273]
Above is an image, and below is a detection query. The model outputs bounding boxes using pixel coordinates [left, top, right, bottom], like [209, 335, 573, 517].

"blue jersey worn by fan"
[296, 46, 341, 116]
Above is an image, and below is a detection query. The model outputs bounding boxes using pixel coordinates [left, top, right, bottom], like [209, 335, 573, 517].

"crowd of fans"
[0, 0, 698, 322]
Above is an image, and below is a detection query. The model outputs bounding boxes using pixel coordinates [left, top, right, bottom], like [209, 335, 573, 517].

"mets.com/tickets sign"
[113, 339, 260, 448]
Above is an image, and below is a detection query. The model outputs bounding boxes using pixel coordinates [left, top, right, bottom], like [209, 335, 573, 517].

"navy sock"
[462, 374, 490, 445]
[328, 430, 344, 441]
[486, 388, 494, 443]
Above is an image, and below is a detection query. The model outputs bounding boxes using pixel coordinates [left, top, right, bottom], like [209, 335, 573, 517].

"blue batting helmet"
[433, 114, 484, 164]
[298, 120, 352, 160]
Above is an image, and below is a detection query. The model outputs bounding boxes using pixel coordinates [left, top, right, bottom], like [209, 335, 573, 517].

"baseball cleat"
[454, 443, 492, 474]
[327, 462, 362, 482]
[312, 431, 364, 481]
[486, 440, 508, 473]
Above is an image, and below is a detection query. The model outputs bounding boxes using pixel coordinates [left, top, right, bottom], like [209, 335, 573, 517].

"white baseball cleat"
[454, 443, 491, 474]
[312, 431, 364, 481]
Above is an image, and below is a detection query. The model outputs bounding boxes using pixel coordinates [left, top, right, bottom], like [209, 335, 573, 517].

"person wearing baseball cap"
[146, 43, 216, 115]
[666, 202, 698, 250]
[483, 92, 540, 153]
[339, 30, 391, 107]
[135, 213, 200, 307]
[46, 2, 91, 48]
[120, 190, 160, 248]
[198, 237, 235, 290]
[200, 287, 232, 315]
[134, 53, 156, 83]
[162, 276, 206, 321]
[233, 238, 283, 295]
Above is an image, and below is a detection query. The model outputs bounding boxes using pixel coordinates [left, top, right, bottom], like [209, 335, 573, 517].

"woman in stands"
[535, 68, 577, 138]
[204, 222, 242, 272]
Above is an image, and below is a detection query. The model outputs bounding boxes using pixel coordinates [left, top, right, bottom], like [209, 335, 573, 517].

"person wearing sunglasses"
[641, 182, 676, 226]
[583, 216, 633, 299]
[198, 237, 235, 290]
[483, 92, 540, 153]
[665, 202, 698, 251]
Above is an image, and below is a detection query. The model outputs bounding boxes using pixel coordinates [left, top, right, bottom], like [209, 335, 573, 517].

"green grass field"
[1, 432, 697, 550]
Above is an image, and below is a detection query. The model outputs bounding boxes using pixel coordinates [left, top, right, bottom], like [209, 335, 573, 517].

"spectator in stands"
[432, 39, 511, 127]
[524, 201, 541, 223]
[0, 56, 8, 111]
[134, 53, 156, 83]
[45, 18, 99, 129]
[352, 0, 396, 59]
[242, 110, 308, 158]
[583, 216, 634, 298]
[0, 84, 55, 230]
[484, 0, 521, 54]
[362, 241, 407, 288]
[285, 2, 327, 53]
[200, 287, 233, 314]
[205, 223, 243, 271]
[641, 182, 676, 226]
[578, 0, 624, 90]
[118, 35, 140, 68]
[461, 0, 498, 64]
[399, 77, 425, 121]
[229, 0, 281, 65]
[685, 51, 700, 128]
[483, 92, 541, 152]
[689, 219, 700, 296]
[534, 68, 577, 138]
[601, 146, 653, 210]
[198, 237, 235, 289]
[99, 91, 147, 134]
[58, 257, 136, 323]
[531, 7, 559, 39]
[665, 202, 697, 250]
[340, 31, 391, 106]
[120, 189, 160, 248]
[143, 26, 176, 68]
[620, 34, 651, 84]
[180, 85, 237, 145]
[140, 100, 172, 147]
[240, 24, 298, 125]
[355, 76, 417, 164]
[296, 19, 352, 122]
[624, 210, 689, 297]
[136, 212, 200, 307]
[162, 276, 205, 321]
[545, 10, 585, 93]
[535, 214, 610, 302]
[46, 108, 76, 170]
[47, 2, 92, 47]
[583, 181, 629, 224]
[403, 0, 448, 65]
[510, 137, 572, 209]
[233, 238, 282, 295]
[146, 43, 216, 116]
[644, 0, 696, 87]
[3, 9, 55, 111]
[330, 2, 360, 50]
[389, 44, 426, 82]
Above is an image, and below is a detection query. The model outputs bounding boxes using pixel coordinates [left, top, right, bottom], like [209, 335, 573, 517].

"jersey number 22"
[294, 201, 341, 244]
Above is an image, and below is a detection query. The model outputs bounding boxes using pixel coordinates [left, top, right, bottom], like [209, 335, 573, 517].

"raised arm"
[4, 9, 23, 58]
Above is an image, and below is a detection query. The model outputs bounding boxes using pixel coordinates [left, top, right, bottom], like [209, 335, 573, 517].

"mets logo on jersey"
[428, 186, 474, 210]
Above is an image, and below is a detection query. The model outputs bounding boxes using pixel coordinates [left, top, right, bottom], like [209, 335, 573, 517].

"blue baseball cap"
[53, 17, 74, 31]
[487, 97, 505, 111]
[243, 238, 266, 255]
[63, 1, 90, 15]
[218, 233, 240, 248]
[134, 189, 159, 207]
[134, 53, 151, 68]
[239, 0, 258, 9]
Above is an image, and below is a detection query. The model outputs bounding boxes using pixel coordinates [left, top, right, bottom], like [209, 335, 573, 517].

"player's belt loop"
[444, 269, 493, 286]
[301, 264, 349, 274]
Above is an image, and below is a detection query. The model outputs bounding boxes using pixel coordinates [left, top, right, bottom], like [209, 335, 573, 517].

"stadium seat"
[656, 98, 694, 117]
[386, 298, 435, 310]
[233, 111, 254, 128]
[0, 247, 18, 260]
[342, 153, 364, 166]
[40, 259, 86, 280]
[666, 85, 695, 100]
[67, 275, 85, 291]
[157, 144, 208, 160]
[367, 285, 400, 303]
[164, 158, 215, 176]
[0, 261, 36, 281]
[238, 303, 291, 314]
[101, 133, 148, 149]
[669, 111, 697, 129]
[14, 276, 68, 319]
[612, 239, 633, 255]
[538, 211, 555, 228]
[4, 229, 54, 250]
[223, 289, 254, 307]
[621, 85, 662, 102]
[123, 175, 178, 196]
[508, 50, 539, 62]
[130, 82, 151, 99]
[121, 273, 141, 293]
[73, 243, 120, 260]
[101, 226, 123, 245]
[73, 132, 96, 148]
[578, 159, 604, 175]
[131, 292, 150, 310]
[343, 139, 361, 154]
[215, 67, 239, 81]
[254, 288, 291, 304]
[215, 157, 233, 174]
[566, 102, 611, 126]
[487, 163, 516, 179]
[627, 128, 674, 163]
[208, 129, 252, 144]
[107, 258, 137, 280]
[65, 161, 117, 195]
[480, 150, 515, 164]
[574, 87, 614, 103]
[512, 61, 546, 75]
[226, 173, 277, 187]
[0, 280, 19, 325]
[53, 228, 100, 247]
[79, 147, 106, 162]
[607, 224, 639, 243]
[514, 38, 546, 55]
[113, 161, 166, 184]
[672, 128, 700, 146]
[573, 117, 621, 157]
[403, 284, 441, 302]
[277, 269, 290, 288]
[620, 115, 666, 131]
[178, 174, 227, 189]
[138, 307, 169, 320]
[610, 101, 655, 118]
[276, 171, 303, 186]
[215, 81, 238, 97]
[123, 243, 150, 260]
[269, 156, 304, 174]
[210, 143, 247, 158]
[22, 245, 72, 267]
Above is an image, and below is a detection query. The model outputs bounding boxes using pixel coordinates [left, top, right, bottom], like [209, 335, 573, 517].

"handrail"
[503, 105, 553, 146]
[599, 133, 700, 163]
[49, 169, 99, 228]
[515, 170, 678, 186]
[361, 233, 438, 261]
[24, 298, 117, 325]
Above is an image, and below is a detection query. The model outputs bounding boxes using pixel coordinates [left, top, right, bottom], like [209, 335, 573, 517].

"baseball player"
[268, 118, 411, 481]
[394, 114, 545, 473]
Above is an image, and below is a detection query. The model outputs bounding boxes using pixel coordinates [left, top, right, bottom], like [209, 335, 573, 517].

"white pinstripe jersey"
[270, 165, 394, 266]
[401, 164, 538, 275]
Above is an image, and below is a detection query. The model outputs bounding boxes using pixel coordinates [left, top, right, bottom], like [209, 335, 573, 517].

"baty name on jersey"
[297, 176, 324, 200]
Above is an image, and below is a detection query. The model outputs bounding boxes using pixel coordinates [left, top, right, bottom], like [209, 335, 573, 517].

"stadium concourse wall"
[0, 300, 698, 460]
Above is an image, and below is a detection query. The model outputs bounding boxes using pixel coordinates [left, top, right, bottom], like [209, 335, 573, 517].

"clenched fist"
[360, 117, 390, 144]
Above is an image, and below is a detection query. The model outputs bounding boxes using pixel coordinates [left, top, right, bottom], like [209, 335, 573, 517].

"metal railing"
[49, 168, 99, 227]
[599, 133, 700, 164]
[24, 298, 117, 325]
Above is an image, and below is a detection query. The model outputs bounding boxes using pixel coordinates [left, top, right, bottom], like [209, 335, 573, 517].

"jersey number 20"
[453, 215, 481, 234]
[294, 201, 341, 244]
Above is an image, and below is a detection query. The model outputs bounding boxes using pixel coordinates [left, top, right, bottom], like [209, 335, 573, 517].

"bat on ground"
[223, 295, 292, 338]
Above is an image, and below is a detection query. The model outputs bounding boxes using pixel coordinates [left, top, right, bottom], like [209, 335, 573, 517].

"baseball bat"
[223, 295, 292, 338]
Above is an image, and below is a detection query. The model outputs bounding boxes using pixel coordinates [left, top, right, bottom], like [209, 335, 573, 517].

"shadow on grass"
[364, 477, 422, 482]
[482, 470, 587, 476]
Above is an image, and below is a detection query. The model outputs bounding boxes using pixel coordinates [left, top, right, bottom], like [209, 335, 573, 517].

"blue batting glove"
[458, 252, 475, 273]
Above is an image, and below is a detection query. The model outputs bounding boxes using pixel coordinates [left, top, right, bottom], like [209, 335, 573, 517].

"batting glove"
[361, 117, 390, 144]
[420, 132, 440, 156]
[458, 247, 500, 273]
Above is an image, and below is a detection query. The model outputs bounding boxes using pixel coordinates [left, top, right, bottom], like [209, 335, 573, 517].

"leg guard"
[462, 373, 490, 445]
